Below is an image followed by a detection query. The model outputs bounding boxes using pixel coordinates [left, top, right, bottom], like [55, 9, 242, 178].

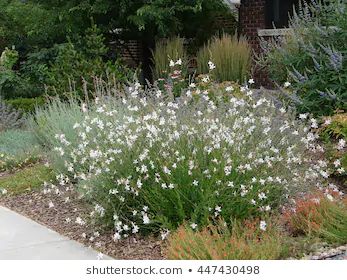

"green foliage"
[0, 164, 54, 195]
[151, 36, 187, 79]
[321, 113, 347, 140]
[197, 34, 251, 83]
[47, 25, 132, 97]
[5, 97, 45, 113]
[0, 129, 41, 171]
[166, 220, 288, 260]
[259, 0, 347, 116]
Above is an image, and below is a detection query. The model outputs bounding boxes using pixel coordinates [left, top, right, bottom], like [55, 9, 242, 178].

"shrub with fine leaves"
[35, 79, 329, 239]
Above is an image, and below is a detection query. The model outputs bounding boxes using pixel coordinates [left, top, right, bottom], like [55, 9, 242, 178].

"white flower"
[299, 113, 308, 120]
[260, 220, 267, 231]
[175, 58, 182, 65]
[169, 60, 175, 67]
[337, 139, 346, 150]
[284, 81, 291, 88]
[324, 118, 332, 126]
[225, 86, 234, 92]
[192, 180, 199, 186]
[48, 201, 54, 208]
[190, 223, 198, 230]
[248, 78, 255, 84]
[326, 193, 334, 201]
[75, 217, 86, 226]
[143, 214, 150, 224]
[132, 224, 139, 233]
[258, 192, 267, 200]
[279, 107, 286, 113]
[113, 232, 121, 241]
[208, 61, 216, 70]
[97, 252, 104, 260]
[1, 189, 7, 195]
[333, 159, 341, 167]
[160, 229, 170, 240]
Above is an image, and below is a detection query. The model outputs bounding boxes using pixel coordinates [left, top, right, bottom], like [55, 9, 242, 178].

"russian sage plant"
[258, 0, 347, 116]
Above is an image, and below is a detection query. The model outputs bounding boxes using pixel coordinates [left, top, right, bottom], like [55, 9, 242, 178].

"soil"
[0, 189, 164, 260]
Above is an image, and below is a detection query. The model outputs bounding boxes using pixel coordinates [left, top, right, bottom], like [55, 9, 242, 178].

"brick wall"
[116, 40, 143, 68]
[239, 0, 271, 86]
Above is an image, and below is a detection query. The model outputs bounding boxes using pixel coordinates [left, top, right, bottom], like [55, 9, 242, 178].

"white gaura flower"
[337, 139, 346, 150]
[208, 61, 216, 70]
[113, 232, 121, 241]
[175, 58, 182, 65]
[97, 252, 104, 260]
[190, 223, 198, 230]
[142, 214, 150, 224]
[160, 229, 170, 240]
[299, 113, 308, 120]
[258, 192, 267, 200]
[75, 217, 86, 226]
[132, 223, 139, 233]
[225, 86, 234, 92]
[260, 220, 267, 231]
[192, 180, 199, 186]
[284, 81, 291, 88]
[169, 59, 175, 67]
[326, 193, 334, 201]
[333, 159, 341, 167]
[48, 201, 54, 208]
[248, 78, 255, 85]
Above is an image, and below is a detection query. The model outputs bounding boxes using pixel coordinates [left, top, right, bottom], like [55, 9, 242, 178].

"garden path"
[0, 206, 113, 260]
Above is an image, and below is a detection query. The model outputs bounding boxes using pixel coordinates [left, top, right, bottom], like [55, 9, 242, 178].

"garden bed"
[0, 189, 163, 260]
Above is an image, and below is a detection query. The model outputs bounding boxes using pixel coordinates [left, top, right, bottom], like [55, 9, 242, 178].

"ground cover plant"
[30, 67, 329, 241]
[0, 164, 54, 195]
[166, 219, 288, 260]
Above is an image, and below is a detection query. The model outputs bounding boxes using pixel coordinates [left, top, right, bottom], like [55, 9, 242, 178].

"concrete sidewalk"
[0, 206, 113, 260]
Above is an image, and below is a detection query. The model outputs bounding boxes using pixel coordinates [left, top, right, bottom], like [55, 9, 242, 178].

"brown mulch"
[0, 190, 164, 260]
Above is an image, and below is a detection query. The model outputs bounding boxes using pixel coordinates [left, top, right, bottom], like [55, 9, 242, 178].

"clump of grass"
[0, 129, 41, 172]
[197, 34, 251, 83]
[0, 164, 54, 195]
[166, 220, 288, 260]
[152, 36, 187, 79]
[284, 193, 347, 245]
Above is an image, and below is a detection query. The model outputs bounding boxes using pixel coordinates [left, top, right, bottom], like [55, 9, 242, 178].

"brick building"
[237, 0, 299, 84]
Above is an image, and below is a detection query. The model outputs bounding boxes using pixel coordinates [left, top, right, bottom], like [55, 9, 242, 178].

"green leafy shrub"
[47, 25, 132, 98]
[197, 34, 251, 83]
[166, 220, 287, 260]
[0, 129, 41, 171]
[5, 97, 45, 113]
[259, 0, 347, 116]
[32, 80, 327, 238]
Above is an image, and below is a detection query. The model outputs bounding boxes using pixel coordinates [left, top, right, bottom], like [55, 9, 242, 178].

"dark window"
[266, 0, 299, 28]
